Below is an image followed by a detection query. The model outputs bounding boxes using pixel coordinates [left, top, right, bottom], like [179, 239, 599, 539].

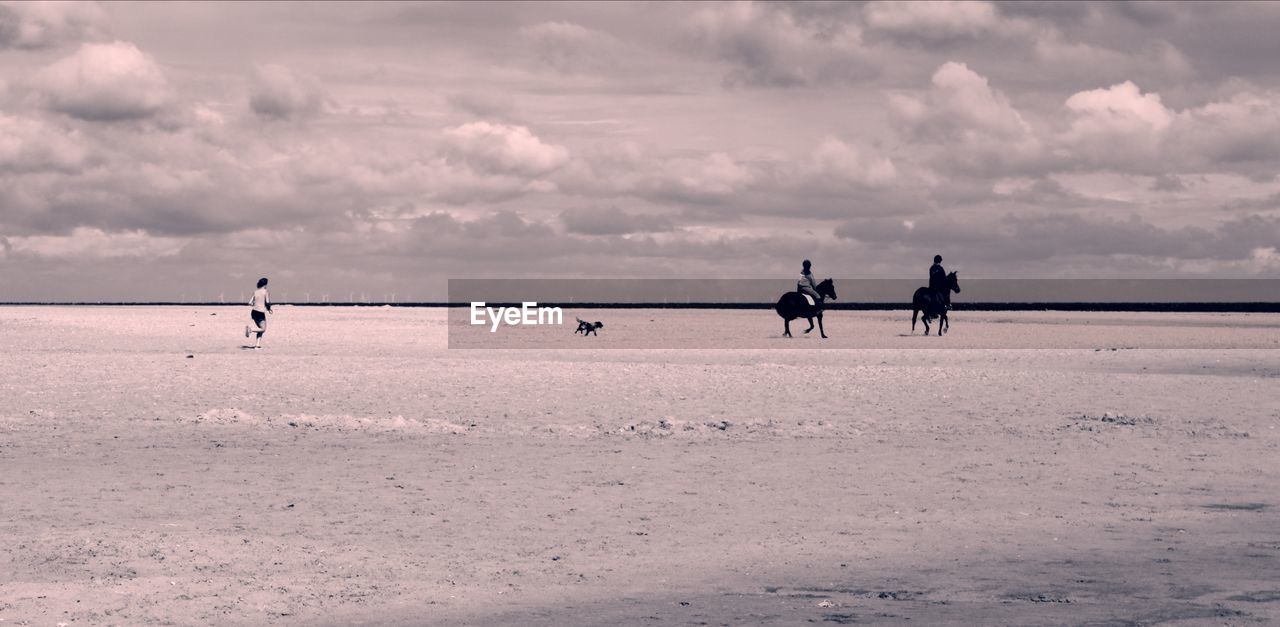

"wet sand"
[1, 306, 1278, 625]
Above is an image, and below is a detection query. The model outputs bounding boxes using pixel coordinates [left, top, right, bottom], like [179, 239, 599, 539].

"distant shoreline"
[2, 302, 1279, 312]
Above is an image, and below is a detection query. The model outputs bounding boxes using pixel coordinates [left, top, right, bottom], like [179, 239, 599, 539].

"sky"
[1, 1, 1279, 301]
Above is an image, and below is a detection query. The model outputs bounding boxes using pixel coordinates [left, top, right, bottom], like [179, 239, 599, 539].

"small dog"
[574, 318, 603, 336]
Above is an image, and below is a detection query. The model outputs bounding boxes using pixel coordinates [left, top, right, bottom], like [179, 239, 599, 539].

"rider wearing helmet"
[798, 259, 822, 304]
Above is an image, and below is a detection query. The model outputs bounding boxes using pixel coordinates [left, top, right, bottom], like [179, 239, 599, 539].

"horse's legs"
[803, 317, 815, 334]
[817, 313, 827, 339]
[941, 313, 948, 335]
[784, 318, 792, 337]
[912, 309, 918, 333]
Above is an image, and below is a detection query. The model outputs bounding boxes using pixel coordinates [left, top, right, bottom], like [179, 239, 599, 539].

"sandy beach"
[2, 306, 1278, 625]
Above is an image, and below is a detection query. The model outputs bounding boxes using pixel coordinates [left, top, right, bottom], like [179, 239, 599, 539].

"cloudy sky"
[2, 1, 1279, 301]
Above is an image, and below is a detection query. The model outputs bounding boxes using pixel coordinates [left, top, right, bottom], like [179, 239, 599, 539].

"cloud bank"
[2, 1, 1279, 300]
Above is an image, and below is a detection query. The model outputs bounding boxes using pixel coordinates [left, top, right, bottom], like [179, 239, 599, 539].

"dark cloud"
[1111, 1, 1187, 26]
[560, 206, 675, 236]
[446, 90, 517, 119]
[0, 1, 107, 50]
[1150, 174, 1188, 192]
[835, 212, 1280, 265]
[993, 1, 1090, 23]
[862, 1, 1017, 44]
[684, 2, 877, 87]
[248, 64, 325, 119]
[1223, 192, 1280, 211]
[520, 20, 619, 74]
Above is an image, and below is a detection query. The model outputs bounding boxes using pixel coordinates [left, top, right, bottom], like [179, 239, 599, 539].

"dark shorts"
[251, 310, 267, 333]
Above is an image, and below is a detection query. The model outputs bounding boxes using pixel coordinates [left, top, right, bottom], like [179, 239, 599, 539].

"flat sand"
[2, 306, 1278, 625]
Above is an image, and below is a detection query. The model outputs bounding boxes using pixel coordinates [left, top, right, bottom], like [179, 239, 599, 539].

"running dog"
[575, 318, 603, 336]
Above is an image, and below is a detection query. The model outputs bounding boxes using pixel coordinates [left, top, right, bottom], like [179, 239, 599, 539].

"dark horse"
[776, 278, 837, 338]
[911, 271, 960, 336]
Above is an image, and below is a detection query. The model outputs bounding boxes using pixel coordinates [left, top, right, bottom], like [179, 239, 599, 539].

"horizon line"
[2, 302, 1279, 313]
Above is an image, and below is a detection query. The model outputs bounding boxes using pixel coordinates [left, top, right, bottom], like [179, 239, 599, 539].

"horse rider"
[798, 259, 822, 306]
[929, 254, 950, 308]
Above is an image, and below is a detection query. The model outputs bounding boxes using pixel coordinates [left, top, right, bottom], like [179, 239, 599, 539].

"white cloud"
[802, 137, 897, 187]
[0, 113, 89, 172]
[1065, 81, 1174, 130]
[35, 41, 171, 121]
[1248, 246, 1278, 272]
[891, 66, 1280, 179]
[1058, 81, 1172, 167]
[7, 227, 186, 259]
[659, 152, 752, 197]
[554, 137, 908, 221]
[561, 146, 757, 202]
[1058, 82, 1280, 174]
[890, 62, 1043, 175]
[442, 121, 570, 177]
[892, 62, 1032, 143]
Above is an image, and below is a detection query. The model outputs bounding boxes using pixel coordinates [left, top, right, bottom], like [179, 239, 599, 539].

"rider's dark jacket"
[928, 263, 946, 291]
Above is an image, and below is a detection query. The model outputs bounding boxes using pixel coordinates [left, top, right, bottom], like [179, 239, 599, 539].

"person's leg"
[252, 312, 266, 347]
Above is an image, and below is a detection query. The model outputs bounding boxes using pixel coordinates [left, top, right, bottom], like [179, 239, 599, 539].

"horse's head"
[948, 271, 961, 293]
[818, 278, 837, 301]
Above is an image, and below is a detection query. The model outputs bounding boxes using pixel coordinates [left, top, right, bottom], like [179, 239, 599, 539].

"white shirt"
[249, 287, 270, 312]
[798, 271, 818, 291]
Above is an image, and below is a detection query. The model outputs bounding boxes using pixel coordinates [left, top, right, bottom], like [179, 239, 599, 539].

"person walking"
[245, 277, 272, 349]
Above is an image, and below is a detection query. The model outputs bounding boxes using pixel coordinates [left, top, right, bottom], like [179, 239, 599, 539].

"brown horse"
[776, 278, 837, 338]
[911, 271, 960, 336]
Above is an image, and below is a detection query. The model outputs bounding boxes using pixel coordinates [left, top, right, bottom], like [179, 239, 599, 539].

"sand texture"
[2, 306, 1278, 625]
